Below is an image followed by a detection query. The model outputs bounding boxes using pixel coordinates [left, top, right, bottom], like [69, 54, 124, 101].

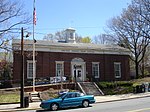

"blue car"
[40, 92, 95, 111]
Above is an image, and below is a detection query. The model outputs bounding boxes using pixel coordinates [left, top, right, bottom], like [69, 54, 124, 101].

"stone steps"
[29, 92, 42, 102]
[78, 82, 104, 96]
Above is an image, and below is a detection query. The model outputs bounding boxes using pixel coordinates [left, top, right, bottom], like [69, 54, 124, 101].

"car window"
[66, 93, 75, 98]
[75, 93, 81, 97]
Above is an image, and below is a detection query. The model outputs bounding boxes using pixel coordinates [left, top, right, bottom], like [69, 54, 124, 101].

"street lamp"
[20, 27, 30, 108]
[74, 65, 77, 90]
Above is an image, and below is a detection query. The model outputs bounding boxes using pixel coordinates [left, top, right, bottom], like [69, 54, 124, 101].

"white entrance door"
[73, 65, 83, 82]
[76, 68, 82, 81]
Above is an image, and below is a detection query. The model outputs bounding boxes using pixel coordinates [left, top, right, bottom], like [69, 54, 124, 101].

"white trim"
[27, 60, 36, 79]
[55, 61, 64, 77]
[72, 58, 84, 62]
[92, 62, 100, 64]
[71, 58, 86, 81]
[92, 62, 100, 78]
[114, 62, 121, 78]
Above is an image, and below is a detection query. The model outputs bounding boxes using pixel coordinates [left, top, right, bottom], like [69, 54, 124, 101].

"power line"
[17, 26, 103, 37]
[33, 26, 101, 31]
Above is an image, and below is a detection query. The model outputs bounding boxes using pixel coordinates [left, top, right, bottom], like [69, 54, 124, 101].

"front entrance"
[71, 58, 86, 82]
[74, 65, 83, 81]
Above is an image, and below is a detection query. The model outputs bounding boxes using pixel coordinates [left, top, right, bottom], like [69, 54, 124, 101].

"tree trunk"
[142, 58, 145, 78]
[135, 61, 139, 79]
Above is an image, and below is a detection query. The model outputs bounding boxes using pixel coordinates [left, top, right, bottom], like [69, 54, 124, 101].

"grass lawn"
[0, 93, 20, 103]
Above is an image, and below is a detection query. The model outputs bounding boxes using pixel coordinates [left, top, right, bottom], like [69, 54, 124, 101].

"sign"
[50, 76, 66, 83]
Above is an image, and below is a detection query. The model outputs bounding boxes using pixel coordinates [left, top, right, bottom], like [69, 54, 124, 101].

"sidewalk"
[94, 92, 150, 103]
[0, 92, 150, 112]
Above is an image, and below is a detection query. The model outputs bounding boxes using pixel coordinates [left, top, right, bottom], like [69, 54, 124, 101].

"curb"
[1, 94, 150, 112]
[95, 94, 150, 104]
[0, 107, 41, 112]
[0, 102, 19, 105]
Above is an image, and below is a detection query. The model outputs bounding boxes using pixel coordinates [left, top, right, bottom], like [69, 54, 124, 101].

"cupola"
[65, 27, 76, 43]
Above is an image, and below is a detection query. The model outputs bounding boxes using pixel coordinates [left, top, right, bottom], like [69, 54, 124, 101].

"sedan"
[40, 92, 95, 111]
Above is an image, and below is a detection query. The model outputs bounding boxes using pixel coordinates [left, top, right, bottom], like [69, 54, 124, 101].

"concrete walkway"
[0, 92, 150, 112]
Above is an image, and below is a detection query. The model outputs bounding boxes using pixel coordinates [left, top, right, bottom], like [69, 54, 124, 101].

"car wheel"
[51, 103, 59, 111]
[82, 100, 89, 108]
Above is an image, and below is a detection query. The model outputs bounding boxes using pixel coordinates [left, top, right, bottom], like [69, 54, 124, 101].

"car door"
[75, 92, 83, 105]
[61, 93, 79, 107]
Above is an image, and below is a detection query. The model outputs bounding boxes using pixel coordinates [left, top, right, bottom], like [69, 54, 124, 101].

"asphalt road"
[22, 97, 150, 112]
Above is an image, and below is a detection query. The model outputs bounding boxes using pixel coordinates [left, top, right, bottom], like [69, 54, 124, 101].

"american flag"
[33, 7, 36, 25]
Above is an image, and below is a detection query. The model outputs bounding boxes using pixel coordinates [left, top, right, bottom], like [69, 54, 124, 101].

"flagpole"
[33, 0, 36, 92]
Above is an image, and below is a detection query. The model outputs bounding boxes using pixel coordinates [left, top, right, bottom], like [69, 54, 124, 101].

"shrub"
[97, 81, 134, 95]
[98, 81, 133, 88]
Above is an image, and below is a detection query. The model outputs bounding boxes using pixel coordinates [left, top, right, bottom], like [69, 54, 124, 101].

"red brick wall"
[103, 55, 130, 81]
[13, 51, 130, 82]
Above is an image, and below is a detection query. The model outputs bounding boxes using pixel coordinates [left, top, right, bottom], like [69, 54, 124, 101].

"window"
[27, 60, 36, 79]
[114, 62, 121, 78]
[69, 32, 73, 39]
[66, 93, 75, 98]
[56, 61, 64, 76]
[92, 62, 100, 78]
[75, 92, 83, 97]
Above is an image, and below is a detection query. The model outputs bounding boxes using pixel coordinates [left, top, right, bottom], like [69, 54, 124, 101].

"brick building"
[12, 28, 130, 83]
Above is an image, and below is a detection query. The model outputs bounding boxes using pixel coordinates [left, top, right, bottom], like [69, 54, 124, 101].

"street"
[21, 97, 150, 112]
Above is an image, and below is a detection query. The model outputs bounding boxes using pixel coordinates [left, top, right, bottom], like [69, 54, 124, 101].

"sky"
[20, 0, 132, 40]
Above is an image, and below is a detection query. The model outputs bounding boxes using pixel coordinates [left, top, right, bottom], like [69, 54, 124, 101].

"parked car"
[40, 92, 95, 111]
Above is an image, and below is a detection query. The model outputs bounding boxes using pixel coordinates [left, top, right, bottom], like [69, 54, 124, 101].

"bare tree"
[75, 33, 82, 43]
[43, 30, 82, 43]
[139, 46, 150, 77]
[43, 33, 56, 42]
[93, 34, 116, 44]
[0, 0, 31, 51]
[107, 0, 150, 78]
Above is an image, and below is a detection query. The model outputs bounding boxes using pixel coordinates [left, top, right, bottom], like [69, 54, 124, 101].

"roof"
[12, 39, 130, 55]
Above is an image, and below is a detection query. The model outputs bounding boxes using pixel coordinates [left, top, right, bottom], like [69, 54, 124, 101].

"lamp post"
[60, 69, 63, 91]
[74, 65, 77, 90]
[20, 27, 24, 108]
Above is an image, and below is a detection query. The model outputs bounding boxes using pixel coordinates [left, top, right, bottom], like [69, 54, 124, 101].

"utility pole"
[20, 27, 24, 108]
